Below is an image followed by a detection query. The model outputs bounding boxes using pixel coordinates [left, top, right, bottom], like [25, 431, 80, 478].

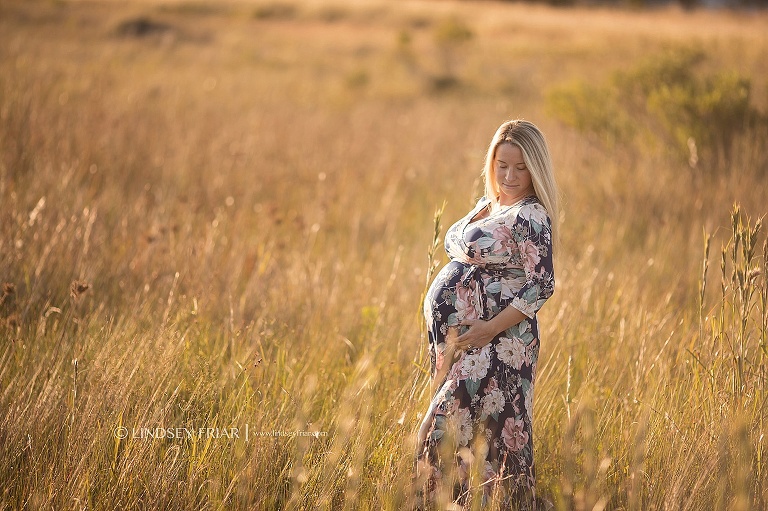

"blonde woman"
[415, 120, 559, 509]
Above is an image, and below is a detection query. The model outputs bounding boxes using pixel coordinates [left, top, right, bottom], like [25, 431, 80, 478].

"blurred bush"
[547, 47, 766, 172]
[253, 2, 298, 20]
[431, 17, 473, 90]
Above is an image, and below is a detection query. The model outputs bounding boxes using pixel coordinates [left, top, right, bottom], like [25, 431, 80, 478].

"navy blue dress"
[416, 195, 555, 507]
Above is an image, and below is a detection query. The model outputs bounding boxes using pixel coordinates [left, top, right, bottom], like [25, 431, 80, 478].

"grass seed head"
[70, 281, 90, 299]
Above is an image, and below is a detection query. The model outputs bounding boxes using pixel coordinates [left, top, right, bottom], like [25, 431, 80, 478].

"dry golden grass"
[1, 0, 767, 509]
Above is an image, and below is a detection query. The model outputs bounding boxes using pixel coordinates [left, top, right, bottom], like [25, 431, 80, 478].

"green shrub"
[253, 2, 297, 20]
[546, 80, 635, 147]
[433, 17, 473, 46]
[432, 17, 473, 87]
[547, 47, 764, 171]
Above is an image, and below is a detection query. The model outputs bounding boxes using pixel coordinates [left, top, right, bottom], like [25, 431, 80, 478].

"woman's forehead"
[496, 143, 524, 161]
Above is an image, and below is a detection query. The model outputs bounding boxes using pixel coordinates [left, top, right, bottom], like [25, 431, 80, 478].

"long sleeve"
[508, 202, 555, 319]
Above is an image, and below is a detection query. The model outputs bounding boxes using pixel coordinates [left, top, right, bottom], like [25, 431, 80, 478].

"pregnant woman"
[415, 120, 559, 509]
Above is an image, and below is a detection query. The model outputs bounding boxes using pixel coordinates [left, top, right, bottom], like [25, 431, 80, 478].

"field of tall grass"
[1, 0, 767, 509]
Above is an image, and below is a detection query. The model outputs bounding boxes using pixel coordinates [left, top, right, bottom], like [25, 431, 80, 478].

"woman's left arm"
[452, 203, 555, 351]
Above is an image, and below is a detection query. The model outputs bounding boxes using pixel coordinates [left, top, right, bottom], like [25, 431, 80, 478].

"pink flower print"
[460, 345, 491, 381]
[455, 284, 480, 321]
[446, 352, 465, 381]
[496, 336, 526, 370]
[518, 239, 541, 274]
[466, 251, 486, 265]
[453, 407, 473, 447]
[492, 225, 516, 254]
[501, 417, 529, 452]
[481, 388, 505, 417]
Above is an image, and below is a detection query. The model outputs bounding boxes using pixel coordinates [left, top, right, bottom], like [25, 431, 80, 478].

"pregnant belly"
[424, 260, 471, 329]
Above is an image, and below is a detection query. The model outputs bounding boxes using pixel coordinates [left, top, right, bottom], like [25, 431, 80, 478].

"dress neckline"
[466, 195, 536, 227]
[466, 199, 491, 226]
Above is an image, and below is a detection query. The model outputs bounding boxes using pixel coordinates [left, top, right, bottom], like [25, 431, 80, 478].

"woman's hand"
[450, 306, 529, 354]
[451, 319, 497, 351]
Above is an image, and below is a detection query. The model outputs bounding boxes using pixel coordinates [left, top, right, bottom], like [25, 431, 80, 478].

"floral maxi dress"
[417, 195, 555, 507]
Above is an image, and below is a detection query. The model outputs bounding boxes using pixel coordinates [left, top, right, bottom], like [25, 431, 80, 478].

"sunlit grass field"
[1, 0, 767, 509]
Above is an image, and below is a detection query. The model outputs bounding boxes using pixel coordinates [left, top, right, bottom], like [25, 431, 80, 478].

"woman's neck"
[495, 193, 534, 210]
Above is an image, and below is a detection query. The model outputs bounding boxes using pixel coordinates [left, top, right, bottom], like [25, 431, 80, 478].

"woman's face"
[494, 143, 534, 206]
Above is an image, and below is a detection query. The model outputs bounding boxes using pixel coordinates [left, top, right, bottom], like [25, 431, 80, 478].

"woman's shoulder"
[510, 196, 551, 228]
[465, 195, 490, 216]
[475, 195, 491, 208]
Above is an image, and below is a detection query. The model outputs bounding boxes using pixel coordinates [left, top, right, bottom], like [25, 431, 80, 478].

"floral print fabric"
[417, 195, 554, 508]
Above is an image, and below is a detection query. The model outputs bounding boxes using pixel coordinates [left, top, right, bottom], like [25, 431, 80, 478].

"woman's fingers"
[448, 333, 468, 348]
[453, 332, 479, 350]
[453, 319, 493, 350]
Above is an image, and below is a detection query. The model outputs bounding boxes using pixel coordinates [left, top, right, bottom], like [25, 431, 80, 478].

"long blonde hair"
[483, 119, 560, 252]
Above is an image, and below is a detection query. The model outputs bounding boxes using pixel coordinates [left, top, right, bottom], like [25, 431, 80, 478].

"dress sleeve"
[507, 202, 555, 318]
